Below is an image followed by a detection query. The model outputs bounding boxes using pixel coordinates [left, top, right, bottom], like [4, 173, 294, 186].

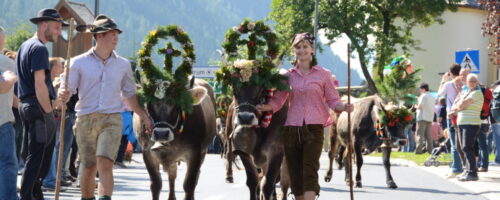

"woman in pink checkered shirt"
[258, 32, 353, 200]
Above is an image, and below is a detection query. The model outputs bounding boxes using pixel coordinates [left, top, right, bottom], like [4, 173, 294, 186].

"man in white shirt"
[415, 83, 436, 154]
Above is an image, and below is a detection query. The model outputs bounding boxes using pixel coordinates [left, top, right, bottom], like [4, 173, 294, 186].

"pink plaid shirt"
[268, 65, 342, 127]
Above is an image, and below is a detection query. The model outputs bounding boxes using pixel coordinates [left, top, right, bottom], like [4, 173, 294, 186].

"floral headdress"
[137, 25, 196, 113]
[215, 20, 289, 94]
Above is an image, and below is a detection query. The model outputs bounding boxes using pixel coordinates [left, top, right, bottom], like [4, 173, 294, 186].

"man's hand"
[441, 72, 450, 82]
[142, 115, 153, 134]
[57, 89, 70, 103]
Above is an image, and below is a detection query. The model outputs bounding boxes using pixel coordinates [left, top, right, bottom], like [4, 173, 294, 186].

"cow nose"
[237, 113, 254, 125]
[152, 127, 174, 142]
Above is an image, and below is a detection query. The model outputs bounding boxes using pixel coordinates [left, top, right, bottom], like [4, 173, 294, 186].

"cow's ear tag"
[191, 86, 207, 105]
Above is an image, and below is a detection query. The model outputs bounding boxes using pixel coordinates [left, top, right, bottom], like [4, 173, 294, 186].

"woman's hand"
[344, 103, 354, 112]
[257, 104, 273, 112]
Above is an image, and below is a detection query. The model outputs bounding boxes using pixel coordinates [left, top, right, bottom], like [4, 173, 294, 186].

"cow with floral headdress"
[133, 25, 216, 200]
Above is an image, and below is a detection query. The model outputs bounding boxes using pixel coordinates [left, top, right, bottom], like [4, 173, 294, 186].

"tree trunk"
[358, 49, 378, 94]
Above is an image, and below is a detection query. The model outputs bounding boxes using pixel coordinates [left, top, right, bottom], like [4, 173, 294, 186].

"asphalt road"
[34, 153, 486, 200]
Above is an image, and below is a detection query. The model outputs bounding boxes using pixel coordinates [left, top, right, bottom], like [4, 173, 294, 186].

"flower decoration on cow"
[215, 19, 289, 94]
[379, 107, 413, 128]
[216, 92, 233, 118]
[136, 25, 196, 113]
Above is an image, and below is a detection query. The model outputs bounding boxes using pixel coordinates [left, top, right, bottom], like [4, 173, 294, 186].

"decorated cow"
[133, 25, 216, 200]
[215, 20, 289, 200]
[324, 95, 411, 189]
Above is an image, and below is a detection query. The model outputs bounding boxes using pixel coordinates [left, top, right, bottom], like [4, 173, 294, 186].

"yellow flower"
[150, 30, 158, 37]
[138, 49, 146, 56]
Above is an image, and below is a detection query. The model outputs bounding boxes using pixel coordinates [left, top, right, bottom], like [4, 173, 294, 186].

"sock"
[99, 195, 111, 200]
[81, 197, 96, 200]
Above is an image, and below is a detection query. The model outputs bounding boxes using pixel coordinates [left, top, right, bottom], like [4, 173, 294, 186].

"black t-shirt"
[16, 37, 56, 100]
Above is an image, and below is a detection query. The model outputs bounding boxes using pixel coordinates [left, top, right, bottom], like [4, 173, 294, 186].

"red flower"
[404, 114, 412, 121]
[389, 122, 396, 127]
[247, 41, 255, 47]
[394, 118, 399, 123]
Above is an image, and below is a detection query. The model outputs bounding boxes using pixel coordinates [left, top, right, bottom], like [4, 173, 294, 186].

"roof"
[458, 0, 481, 9]
[67, 1, 94, 24]
[55, 0, 94, 24]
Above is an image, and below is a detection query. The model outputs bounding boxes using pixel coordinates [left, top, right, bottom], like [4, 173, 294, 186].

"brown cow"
[225, 84, 288, 200]
[134, 78, 216, 200]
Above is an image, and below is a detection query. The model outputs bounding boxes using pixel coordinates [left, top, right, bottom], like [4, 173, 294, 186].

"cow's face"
[147, 77, 208, 150]
[230, 84, 265, 155]
[232, 84, 264, 127]
[381, 106, 410, 146]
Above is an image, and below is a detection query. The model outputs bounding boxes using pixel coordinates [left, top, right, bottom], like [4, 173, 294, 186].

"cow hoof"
[355, 182, 362, 188]
[324, 176, 332, 183]
[387, 180, 398, 189]
[226, 177, 234, 183]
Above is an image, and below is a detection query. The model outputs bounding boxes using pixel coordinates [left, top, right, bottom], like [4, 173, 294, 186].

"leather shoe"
[457, 173, 478, 181]
[60, 179, 72, 187]
[478, 167, 488, 172]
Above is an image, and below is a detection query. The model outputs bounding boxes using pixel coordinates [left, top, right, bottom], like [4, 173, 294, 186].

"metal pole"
[95, 0, 100, 16]
[54, 17, 74, 200]
[347, 43, 354, 200]
[313, 0, 319, 54]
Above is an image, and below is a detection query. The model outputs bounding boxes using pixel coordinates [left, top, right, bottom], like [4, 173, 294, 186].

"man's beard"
[44, 29, 57, 42]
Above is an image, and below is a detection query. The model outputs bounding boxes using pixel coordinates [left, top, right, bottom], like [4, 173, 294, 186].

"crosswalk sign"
[455, 50, 480, 74]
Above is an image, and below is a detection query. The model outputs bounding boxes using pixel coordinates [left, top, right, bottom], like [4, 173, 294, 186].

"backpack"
[480, 87, 493, 120]
[491, 87, 500, 121]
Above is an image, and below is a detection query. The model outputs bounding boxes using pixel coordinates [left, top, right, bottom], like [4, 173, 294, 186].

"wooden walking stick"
[55, 17, 74, 200]
[346, 43, 354, 200]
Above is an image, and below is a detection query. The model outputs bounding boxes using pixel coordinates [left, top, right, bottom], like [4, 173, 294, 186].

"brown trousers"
[283, 124, 324, 196]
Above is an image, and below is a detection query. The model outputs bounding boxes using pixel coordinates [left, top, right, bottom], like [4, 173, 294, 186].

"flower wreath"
[137, 25, 196, 113]
[376, 107, 413, 139]
[216, 93, 233, 118]
[215, 20, 289, 95]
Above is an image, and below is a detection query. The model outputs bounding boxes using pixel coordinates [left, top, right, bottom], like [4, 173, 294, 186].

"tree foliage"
[479, 0, 499, 67]
[5, 24, 33, 51]
[269, 0, 460, 94]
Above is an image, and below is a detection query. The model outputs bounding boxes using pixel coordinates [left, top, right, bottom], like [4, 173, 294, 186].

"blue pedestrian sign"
[455, 50, 480, 74]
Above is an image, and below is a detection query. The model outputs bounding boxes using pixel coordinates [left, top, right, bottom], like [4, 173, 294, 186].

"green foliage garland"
[215, 20, 289, 94]
[137, 25, 196, 113]
[376, 55, 422, 105]
[379, 107, 414, 128]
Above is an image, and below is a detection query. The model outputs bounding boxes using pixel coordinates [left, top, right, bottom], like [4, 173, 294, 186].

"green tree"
[269, 0, 460, 94]
[376, 56, 422, 104]
[5, 24, 33, 51]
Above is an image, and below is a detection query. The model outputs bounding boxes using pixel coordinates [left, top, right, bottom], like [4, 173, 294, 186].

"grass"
[369, 152, 496, 166]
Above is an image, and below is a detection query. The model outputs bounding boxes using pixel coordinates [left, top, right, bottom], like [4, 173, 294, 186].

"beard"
[44, 28, 58, 43]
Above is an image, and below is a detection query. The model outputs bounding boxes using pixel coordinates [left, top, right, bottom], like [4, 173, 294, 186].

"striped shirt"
[268, 65, 342, 127]
[67, 49, 136, 116]
[457, 89, 483, 125]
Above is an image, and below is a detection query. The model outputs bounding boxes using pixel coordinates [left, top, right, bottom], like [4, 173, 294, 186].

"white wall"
[408, 7, 490, 91]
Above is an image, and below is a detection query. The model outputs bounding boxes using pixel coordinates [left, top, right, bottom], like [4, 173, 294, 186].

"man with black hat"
[16, 8, 68, 200]
[58, 14, 152, 200]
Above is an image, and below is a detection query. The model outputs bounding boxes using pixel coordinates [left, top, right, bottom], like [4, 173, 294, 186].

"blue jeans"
[447, 119, 463, 173]
[492, 123, 500, 163]
[487, 129, 494, 154]
[43, 112, 76, 187]
[402, 124, 415, 152]
[477, 124, 489, 169]
[0, 122, 19, 200]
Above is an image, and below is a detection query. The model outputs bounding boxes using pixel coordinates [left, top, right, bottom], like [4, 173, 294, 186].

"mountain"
[0, 0, 363, 85]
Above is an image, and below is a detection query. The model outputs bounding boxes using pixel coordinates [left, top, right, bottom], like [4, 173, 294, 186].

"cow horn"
[379, 103, 388, 113]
